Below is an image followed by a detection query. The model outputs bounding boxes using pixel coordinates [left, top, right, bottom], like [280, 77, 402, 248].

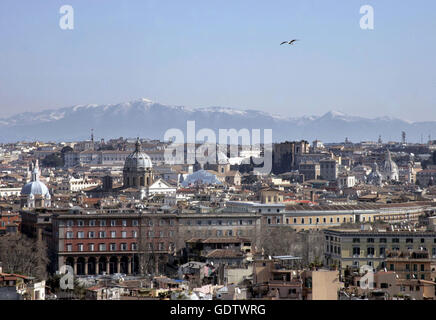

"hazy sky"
[0, 0, 435, 121]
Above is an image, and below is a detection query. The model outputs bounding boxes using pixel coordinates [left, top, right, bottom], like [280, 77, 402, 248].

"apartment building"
[324, 227, 436, 272]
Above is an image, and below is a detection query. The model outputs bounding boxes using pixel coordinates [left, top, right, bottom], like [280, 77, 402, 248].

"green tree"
[41, 153, 64, 167]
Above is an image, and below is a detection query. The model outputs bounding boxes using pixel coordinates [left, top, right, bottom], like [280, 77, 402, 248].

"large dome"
[21, 180, 50, 197]
[124, 138, 152, 171]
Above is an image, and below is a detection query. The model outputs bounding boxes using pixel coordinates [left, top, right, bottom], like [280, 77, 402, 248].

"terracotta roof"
[206, 249, 244, 258]
[82, 198, 102, 205]
[87, 285, 104, 291]
[0, 273, 30, 280]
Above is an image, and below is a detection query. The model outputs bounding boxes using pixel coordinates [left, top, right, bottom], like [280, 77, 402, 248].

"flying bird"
[280, 39, 299, 45]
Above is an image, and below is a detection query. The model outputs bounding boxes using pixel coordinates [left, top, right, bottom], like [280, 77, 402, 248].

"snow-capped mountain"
[0, 98, 433, 143]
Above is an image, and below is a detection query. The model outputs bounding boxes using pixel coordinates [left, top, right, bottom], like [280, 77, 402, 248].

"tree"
[259, 226, 298, 257]
[0, 234, 49, 280]
[259, 227, 325, 267]
[41, 153, 64, 167]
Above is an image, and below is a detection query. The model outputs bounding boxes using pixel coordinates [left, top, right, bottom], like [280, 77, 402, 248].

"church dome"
[21, 161, 50, 197]
[124, 138, 152, 171]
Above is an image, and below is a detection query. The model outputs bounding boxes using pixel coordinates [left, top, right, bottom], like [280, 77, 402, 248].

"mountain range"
[0, 98, 434, 143]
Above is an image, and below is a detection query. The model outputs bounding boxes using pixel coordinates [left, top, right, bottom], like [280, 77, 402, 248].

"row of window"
[349, 246, 436, 257]
[185, 229, 244, 237]
[66, 219, 139, 227]
[66, 230, 176, 239]
[65, 242, 174, 252]
[352, 238, 434, 244]
[65, 219, 177, 227]
[394, 264, 426, 272]
[326, 245, 342, 255]
[351, 247, 381, 256]
[66, 242, 137, 252]
[268, 216, 356, 225]
[66, 230, 136, 239]
[185, 220, 253, 226]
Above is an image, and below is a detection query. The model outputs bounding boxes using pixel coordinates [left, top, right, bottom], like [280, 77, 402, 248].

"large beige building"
[225, 201, 436, 232]
[263, 202, 435, 232]
[323, 227, 436, 272]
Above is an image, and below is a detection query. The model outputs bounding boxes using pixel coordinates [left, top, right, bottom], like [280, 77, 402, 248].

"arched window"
[140, 177, 144, 186]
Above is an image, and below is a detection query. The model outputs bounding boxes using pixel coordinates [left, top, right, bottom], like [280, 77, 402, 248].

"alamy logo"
[59, 5, 74, 30]
[360, 5, 374, 30]
[59, 265, 74, 290]
[164, 121, 272, 174]
[359, 264, 374, 289]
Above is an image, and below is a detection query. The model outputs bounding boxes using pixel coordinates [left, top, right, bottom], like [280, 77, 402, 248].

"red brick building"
[0, 211, 21, 234]
[52, 208, 177, 275]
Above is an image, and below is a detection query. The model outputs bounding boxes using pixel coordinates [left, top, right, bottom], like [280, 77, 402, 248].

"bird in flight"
[280, 39, 299, 45]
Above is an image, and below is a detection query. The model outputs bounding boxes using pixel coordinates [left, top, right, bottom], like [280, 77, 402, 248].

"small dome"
[124, 138, 152, 170]
[21, 180, 50, 197]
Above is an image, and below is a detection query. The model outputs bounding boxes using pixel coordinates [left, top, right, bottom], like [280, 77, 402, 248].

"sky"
[0, 0, 435, 121]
